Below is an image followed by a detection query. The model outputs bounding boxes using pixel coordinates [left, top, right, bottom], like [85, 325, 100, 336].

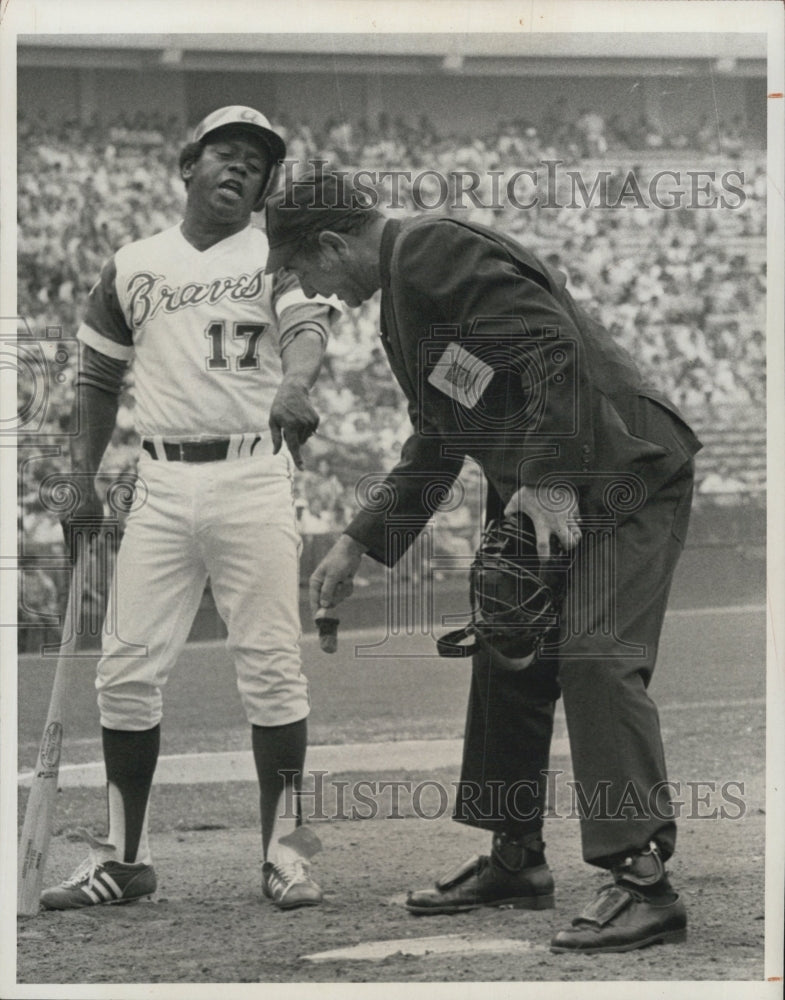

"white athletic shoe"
[262, 856, 323, 910]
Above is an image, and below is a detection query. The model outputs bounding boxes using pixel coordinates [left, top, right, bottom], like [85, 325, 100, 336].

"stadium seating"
[16, 112, 767, 640]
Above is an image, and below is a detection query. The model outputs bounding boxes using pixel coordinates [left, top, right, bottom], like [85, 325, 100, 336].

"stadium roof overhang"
[18, 32, 766, 78]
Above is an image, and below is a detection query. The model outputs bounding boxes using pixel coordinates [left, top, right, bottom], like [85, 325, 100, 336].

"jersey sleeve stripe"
[279, 318, 331, 354]
[77, 323, 135, 362]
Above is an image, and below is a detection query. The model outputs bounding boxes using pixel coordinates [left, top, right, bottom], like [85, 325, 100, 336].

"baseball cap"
[265, 170, 378, 272]
[192, 105, 286, 164]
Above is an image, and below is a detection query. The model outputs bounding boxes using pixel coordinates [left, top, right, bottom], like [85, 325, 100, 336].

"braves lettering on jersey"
[77, 223, 328, 438]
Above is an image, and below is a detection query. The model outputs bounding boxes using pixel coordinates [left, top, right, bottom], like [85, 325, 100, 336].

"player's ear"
[178, 141, 203, 187]
[318, 231, 349, 258]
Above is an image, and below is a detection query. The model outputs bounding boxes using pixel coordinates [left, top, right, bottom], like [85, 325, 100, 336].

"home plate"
[303, 934, 545, 962]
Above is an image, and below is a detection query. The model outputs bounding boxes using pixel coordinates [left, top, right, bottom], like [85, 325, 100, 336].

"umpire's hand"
[309, 534, 368, 616]
[504, 484, 582, 559]
[269, 377, 320, 470]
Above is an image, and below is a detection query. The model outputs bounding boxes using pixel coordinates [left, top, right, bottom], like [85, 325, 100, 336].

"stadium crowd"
[17, 108, 766, 633]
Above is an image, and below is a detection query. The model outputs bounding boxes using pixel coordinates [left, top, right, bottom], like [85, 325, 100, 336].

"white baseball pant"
[96, 447, 309, 730]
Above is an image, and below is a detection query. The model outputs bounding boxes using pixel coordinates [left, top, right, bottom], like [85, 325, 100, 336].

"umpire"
[265, 170, 701, 954]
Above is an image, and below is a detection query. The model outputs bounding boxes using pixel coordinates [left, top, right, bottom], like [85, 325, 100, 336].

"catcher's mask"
[436, 513, 571, 672]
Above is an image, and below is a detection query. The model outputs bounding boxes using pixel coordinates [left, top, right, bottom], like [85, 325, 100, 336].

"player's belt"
[141, 435, 263, 462]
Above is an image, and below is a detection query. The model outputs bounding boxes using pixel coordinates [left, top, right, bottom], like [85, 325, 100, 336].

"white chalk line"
[664, 603, 765, 618]
[17, 603, 765, 788]
[17, 737, 566, 788]
[17, 691, 765, 789]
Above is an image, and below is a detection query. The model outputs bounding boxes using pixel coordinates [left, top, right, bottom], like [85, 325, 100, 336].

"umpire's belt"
[142, 433, 264, 463]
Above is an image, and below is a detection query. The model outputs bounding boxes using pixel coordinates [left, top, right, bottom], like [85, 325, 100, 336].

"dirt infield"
[13, 556, 773, 991]
[17, 741, 766, 985]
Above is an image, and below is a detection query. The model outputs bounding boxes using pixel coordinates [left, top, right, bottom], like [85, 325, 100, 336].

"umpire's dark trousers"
[454, 461, 694, 869]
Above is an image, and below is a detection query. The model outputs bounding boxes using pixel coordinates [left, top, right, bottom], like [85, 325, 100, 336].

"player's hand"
[58, 473, 104, 564]
[504, 484, 582, 559]
[269, 377, 320, 470]
[309, 534, 368, 616]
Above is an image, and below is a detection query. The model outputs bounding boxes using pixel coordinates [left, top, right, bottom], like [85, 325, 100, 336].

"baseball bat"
[17, 545, 85, 916]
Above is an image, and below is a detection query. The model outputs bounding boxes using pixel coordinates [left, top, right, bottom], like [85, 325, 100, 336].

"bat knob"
[314, 608, 339, 654]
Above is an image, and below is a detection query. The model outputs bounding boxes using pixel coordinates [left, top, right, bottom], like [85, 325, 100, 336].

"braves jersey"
[77, 223, 334, 438]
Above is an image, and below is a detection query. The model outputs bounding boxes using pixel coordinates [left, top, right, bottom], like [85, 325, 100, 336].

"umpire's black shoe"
[406, 831, 555, 915]
[550, 841, 687, 954]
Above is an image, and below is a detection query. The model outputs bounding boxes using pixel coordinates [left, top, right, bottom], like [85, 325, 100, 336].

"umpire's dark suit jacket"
[345, 216, 702, 867]
[346, 216, 700, 557]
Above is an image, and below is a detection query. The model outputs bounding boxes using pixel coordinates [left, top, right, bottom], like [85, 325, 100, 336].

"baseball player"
[41, 107, 338, 912]
[265, 170, 701, 953]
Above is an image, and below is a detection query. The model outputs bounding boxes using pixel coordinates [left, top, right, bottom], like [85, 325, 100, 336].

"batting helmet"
[190, 105, 287, 209]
